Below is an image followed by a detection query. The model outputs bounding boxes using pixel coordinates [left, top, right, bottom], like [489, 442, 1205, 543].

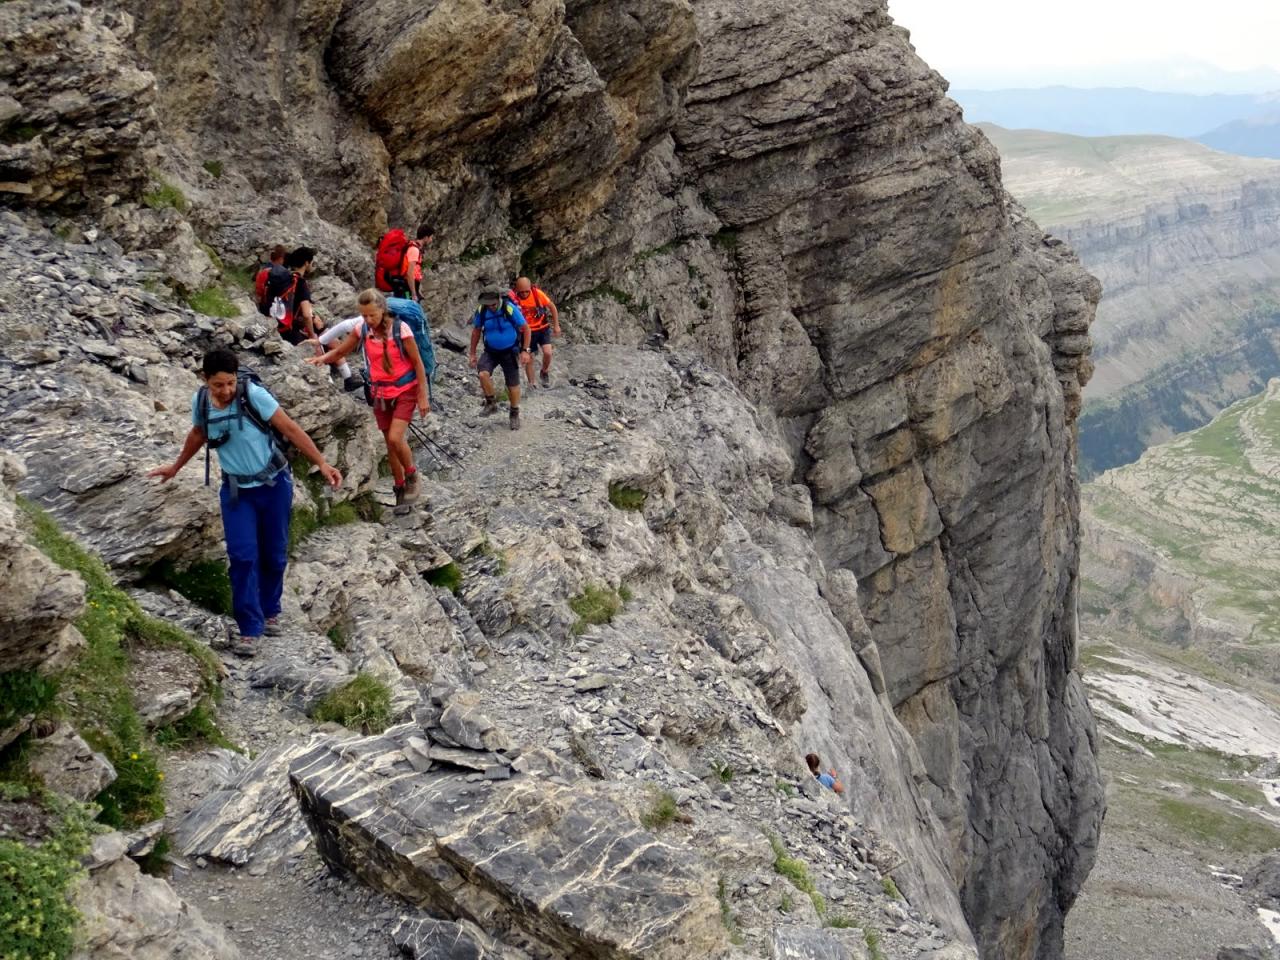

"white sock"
[337, 361, 352, 379]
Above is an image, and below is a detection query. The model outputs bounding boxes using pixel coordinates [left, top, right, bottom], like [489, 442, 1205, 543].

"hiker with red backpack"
[148, 348, 342, 659]
[308, 289, 431, 516]
[261, 246, 321, 347]
[374, 224, 434, 301]
[509, 277, 560, 388]
[253, 244, 287, 309]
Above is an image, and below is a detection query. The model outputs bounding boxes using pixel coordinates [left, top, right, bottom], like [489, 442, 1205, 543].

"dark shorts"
[372, 391, 417, 431]
[280, 326, 308, 346]
[478, 347, 521, 386]
[528, 328, 552, 351]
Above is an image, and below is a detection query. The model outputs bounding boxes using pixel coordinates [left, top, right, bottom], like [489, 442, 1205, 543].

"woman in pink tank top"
[309, 289, 429, 515]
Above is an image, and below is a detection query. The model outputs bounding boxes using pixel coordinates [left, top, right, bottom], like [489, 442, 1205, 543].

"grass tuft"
[136, 832, 173, 877]
[881, 876, 902, 901]
[144, 558, 233, 617]
[608, 482, 647, 511]
[142, 179, 188, 214]
[717, 876, 746, 946]
[426, 562, 464, 595]
[154, 700, 240, 753]
[326, 625, 348, 652]
[640, 788, 679, 830]
[768, 832, 826, 918]
[202, 160, 224, 179]
[711, 760, 735, 783]
[569, 584, 624, 635]
[311, 674, 393, 734]
[185, 286, 240, 318]
[0, 669, 58, 731]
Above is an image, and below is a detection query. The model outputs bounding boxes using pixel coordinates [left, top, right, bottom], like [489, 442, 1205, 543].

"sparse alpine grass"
[311, 674, 393, 734]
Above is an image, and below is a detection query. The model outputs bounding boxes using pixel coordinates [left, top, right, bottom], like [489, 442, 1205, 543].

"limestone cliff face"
[983, 124, 1280, 476]
[2, 1, 1103, 958]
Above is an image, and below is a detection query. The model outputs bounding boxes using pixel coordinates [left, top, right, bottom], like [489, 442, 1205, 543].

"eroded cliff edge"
[1, 1, 1104, 958]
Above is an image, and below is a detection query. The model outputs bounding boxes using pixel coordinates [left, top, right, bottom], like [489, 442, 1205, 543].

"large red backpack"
[374, 229, 410, 292]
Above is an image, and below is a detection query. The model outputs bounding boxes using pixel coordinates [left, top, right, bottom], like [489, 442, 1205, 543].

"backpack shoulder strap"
[238, 377, 274, 436]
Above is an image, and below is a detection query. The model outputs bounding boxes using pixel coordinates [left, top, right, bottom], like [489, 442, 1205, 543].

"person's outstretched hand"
[320, 464, 342, 488]
[148, 464, 179, 483]
[305, 354, 327, 366]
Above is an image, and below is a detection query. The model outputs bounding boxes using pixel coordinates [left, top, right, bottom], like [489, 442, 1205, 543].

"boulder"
[290, 725, 727, 959]
[27, 724, 116, 802]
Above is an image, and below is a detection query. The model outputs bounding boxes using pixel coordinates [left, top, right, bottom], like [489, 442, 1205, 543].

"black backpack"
[195, 369, 290, 491]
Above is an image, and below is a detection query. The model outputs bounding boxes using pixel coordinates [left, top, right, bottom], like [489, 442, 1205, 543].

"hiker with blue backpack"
[148, 348, 342, 659]
[309, 290, 433, 516]
[469, 286, 530, 431]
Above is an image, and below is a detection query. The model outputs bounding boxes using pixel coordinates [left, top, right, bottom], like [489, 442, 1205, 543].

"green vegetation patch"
[0, 796, 94, 960]
[767, 832, 826, 918]
[717, 876, 745, 946]
[426, 562, 464, 595]
[326, 624, 348, 652]
[881, 876, 902, 901]
[608, 482, 647, 511]
[185, 286, 240, 318]
[569, 584, 625, 635]
[0, 669, 58, 731]
[154, 700, 239, 753]
[18, 500, 219, 827]
[145, 558, 233, 617]
[311, 673, 393, 734]
[142, 178, 188, 214]
[1155, 796, 1280, 853]
[711, 760, 735, 783]
[639, 788, 678, 830]
[458, 239, 497, 263]
[202, 160, 224, 179]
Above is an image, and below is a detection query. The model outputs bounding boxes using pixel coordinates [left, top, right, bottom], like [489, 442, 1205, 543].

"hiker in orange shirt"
[509, 277, 560, 389]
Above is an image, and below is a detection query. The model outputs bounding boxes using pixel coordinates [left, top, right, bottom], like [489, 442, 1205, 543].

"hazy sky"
[888, 0, 1280, 83]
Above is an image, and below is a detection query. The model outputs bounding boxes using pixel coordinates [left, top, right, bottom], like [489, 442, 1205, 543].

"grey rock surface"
[27, 723, 116, 802]
[290, 724, 729, 960]
[72, 844, 241, 960]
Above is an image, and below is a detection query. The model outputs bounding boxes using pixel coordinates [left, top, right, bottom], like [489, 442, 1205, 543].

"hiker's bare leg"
[541, 343, 553, 374]
[508, 383, 521, 409]
[478, 371, 496, 398]
[523, 351, 536, 386]
[386, 419, 414, 482]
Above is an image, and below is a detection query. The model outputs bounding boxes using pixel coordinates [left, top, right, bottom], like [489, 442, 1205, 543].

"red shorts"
[372, 391, 417, 431]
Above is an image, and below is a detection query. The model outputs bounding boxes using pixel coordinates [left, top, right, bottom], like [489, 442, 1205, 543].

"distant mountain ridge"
[982, 123, 1280, 476]
[1197, 113, 1280, 159]
[955, 86, 1277, 138]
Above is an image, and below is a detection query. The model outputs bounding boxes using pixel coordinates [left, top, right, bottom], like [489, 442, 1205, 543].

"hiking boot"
[480, 395, 498, 416]
[540, 371, 550, 388]
[509, 407, 521, 431]
[393, 484, 410, 516]
[264, 616, 282, 637]
[232, 635, 259, 659]
[404, 470, 421, 503]
[342, 375, 364, 393]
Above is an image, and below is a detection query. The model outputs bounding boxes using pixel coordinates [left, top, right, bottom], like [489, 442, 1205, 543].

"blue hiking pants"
[219, 473, 292, 638]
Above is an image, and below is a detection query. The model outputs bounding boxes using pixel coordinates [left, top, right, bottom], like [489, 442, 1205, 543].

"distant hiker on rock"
[469, 286, 529, 431]
[806, 753, 845, 794]
[509, 277, 559, 389]
[253, 244, 287, 313]
[148, 348, 341, 659]
[374, 224, 434, 301]
[267, 246, 320, 347]
[309, 290, 430, 516]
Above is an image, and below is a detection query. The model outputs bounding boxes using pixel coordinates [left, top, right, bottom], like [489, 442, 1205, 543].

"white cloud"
[888, 0, 1280, 79]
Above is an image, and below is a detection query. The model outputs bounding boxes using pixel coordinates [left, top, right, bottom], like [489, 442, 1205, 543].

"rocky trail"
[2, 0, 1108, 957]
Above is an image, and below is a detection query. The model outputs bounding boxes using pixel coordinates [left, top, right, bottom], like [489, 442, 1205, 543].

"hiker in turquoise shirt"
[149, 348, 341, 658]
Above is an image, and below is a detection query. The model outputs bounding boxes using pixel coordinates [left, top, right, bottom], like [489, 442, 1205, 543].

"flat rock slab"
[392, 915, 525, 959]
[289, 726, 725, 959]
[772, 926, 869, 960]
[28, 724, 116, 802]
[174, 741, 316, 867]
[131, 646, 204, 729]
